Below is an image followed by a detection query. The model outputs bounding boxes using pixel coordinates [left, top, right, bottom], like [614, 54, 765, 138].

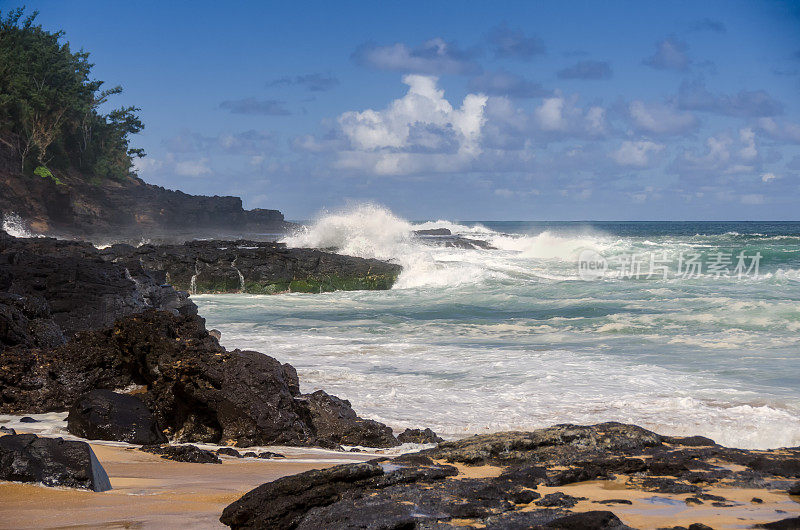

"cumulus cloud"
[557, 60, 612, 80]
[677, 80, 783, 118]
[487, 23, 546, 60]
[643, 38, 689, 71]
[266, 73, 339, 91]
[676, 128, 762, 176]
[334, 75, 488, 174]
[219, 98, 290, 115]
[531, 96, 607, 137]
[629, 100, 697, 135]
[761, 172, 778, 182]
[175, 158, 212, 177]
[352, 38, 478, 75]
[610, 140, 665, 167]
[467, 70, 551, 98]
[757, 117, 800, 144]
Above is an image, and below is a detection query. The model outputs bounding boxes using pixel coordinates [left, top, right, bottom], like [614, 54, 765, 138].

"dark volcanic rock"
[788, 481, 800, 495]
[0, 426, 16, 434]
[1, 309, 398, 448]
[397, 428, 445, 444]
[414, 228, 452, 236]
[0, 434, 111, 491]
[99, 239, 402, 294]
[220, 422, 800, 529]
[217, 447, 242, 458]
[755, 517, 800, 529]
[544, 510, 628, 529]
[0, 234, 195, 339]
[140, 444, 221, 463]
[535, 492, 585, 508]
[67, 390, 167, 445]
[0, 170, 290, 239]
[299, 390, 399, 448]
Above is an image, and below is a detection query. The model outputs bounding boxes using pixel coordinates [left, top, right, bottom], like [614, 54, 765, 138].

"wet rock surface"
[67, 390, 167, 445]
[221, 422, 800, 529]
[100, 239, 402, 294]
[0, 433, 111, 491]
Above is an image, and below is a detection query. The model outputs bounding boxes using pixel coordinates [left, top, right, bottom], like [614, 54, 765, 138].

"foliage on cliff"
[0, 7, 143, 182]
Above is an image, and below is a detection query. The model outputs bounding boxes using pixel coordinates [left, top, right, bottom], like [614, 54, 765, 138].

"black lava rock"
[140, 444, 221, 464]
[67, 390, 166, 445]
[0, 434, 111, 491]
[396, 427, 445, 444]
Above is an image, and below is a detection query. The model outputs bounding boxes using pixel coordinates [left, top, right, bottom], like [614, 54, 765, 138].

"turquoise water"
[194, 207, 800, 449]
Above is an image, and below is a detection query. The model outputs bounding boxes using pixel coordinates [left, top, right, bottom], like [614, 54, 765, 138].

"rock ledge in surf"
[100, 239, 402, 294]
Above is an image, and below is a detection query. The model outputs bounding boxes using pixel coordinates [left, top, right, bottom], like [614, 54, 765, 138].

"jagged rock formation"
[0, 231, 400, 448]
[1, 310, 400, 448]
[100, 239, 402, 294]
[0, 171, 290, 239]
[0, 231, 195, 339]
[221, 422, 800, 529]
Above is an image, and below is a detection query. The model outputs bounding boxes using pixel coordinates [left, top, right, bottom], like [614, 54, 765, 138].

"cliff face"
[0, 155, 290, 239]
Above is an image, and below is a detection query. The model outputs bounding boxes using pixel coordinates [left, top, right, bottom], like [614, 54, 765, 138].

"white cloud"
[132, 157, 163, 175]
[535, 97, 568, 131]
[629, 100, 697, 135]
[757, 118, 800, 144]
[175, 158, 212, 177]
[352, 39, 478, 75]
[335, 75, 488, 175]
[761, 172, 778, 182]
[610, 141, 665, 167]
[533, 96, 606, 136]
[738, 128, 757, 160]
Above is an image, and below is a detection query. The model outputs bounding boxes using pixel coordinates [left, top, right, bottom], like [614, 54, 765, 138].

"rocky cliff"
[0, 167, 290, 240]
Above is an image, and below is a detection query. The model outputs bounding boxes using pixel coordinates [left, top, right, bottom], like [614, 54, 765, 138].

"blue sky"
[19, 0, 800, 220]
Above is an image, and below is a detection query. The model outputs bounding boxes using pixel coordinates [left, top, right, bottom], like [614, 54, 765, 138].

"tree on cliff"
[0, 7, 143, 181]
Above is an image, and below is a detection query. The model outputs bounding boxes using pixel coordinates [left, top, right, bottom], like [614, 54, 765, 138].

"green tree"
[0, 7, 144, 181]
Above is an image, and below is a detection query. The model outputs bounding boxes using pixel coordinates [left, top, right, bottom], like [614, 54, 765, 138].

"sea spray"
[208, 212, 800, 449]
[1, 213, 38, 238]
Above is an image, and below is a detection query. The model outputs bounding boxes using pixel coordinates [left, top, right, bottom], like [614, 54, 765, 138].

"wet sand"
[528, 477, 800, 529]
[0, 441, 374, 529]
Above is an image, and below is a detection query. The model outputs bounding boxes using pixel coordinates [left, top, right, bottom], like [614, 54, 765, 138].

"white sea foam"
[2, 213, 39, 238]
[258, 207, 800, 448]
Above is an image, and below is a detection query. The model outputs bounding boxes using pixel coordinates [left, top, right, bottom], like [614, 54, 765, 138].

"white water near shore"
[196, 205, 800, 450]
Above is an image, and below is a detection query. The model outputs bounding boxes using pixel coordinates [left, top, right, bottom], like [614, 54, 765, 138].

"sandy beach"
[0, 439, 375, 529]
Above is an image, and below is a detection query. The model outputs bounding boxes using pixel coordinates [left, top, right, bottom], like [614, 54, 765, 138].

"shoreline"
[0, 438, 376, 529]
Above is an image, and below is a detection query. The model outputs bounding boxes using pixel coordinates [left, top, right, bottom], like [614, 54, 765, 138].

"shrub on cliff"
[0, 7, 143, 181]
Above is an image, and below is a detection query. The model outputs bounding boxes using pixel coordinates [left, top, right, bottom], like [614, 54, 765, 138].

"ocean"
[193, 205, 800, 450]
